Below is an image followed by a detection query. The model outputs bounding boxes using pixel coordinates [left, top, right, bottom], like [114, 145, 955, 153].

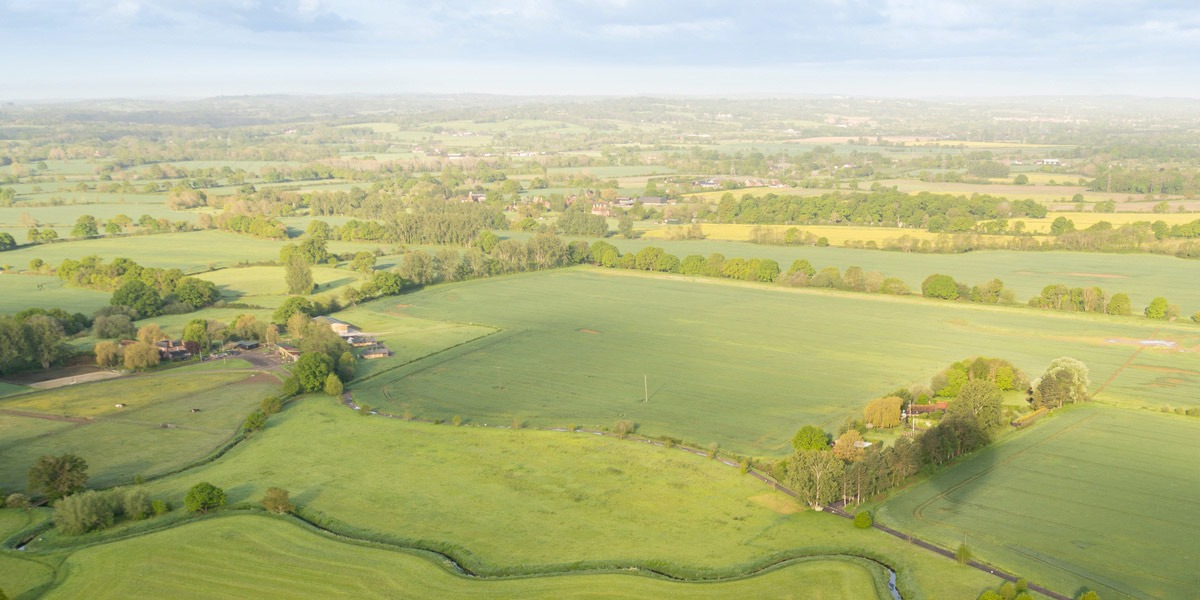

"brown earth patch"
[579, 329, 601, 334]
[749, 492, 803, 515]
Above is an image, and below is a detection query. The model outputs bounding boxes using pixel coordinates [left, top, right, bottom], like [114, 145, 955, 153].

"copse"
[28, 453, 89, 500]
[1032, 357, 1090, 408]
[863, 396, 903, 429]
[921, 274, 958, 300]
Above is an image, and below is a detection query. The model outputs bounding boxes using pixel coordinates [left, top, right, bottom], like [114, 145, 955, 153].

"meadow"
[33, 516, 886, 600]
[877, 405, 1200, 600]
[348, 268, 1199, 455]
[114, 399, 1003, 599]
[195, 265, 368, 309]
[0, 361, 278, 490]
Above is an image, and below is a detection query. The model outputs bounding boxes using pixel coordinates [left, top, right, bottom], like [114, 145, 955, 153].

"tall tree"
[786, 451, 844, 508]
[28, 453, 89, 499]
[284, 253, 314, 295]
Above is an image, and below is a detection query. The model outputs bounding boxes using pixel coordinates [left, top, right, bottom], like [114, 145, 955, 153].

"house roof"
[312, 316, 349, 326]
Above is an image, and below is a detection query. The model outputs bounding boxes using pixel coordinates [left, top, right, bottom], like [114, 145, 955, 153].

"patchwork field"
[348, 268, 1199, 454]
[877, 405, 1200, 600]
[0, 360, 279, 490]
[34, 516, 888, 600]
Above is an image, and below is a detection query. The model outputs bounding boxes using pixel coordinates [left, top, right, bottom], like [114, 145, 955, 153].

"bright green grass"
[0, 274, 112, 315]
[350, 268, 1197, 455]
[38, 515, 885, 600]
[0, 363, 278, 490]
[0, 553, 55, 599]
[877, 405, 1200, 600]
[195, 265, 367, 308]
[136, 400, 999, 598]
[0, 381, 30, 399]
[600, 238, 1200, 313]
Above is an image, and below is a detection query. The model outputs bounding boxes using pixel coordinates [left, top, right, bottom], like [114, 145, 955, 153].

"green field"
[120, 399, 999, 598]
[0, 361, 278, 490]
[877, 405, 1200, 600]
[35, 515, 885, 600]
[349, 268, 1198, 454]
[600, 237, 1200, 313]
[0, 274, 112, 315]
[196, 265, 367, 308]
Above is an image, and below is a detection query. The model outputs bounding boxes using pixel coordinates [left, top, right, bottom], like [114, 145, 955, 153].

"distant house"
[277, 343, 301, 362]
[636, 196, 668, 206]
[346, 335, 377, 347]
[907, 402, 949, 415]
[155, 339, 192, 361]
[590, 202, 613, 217]
[234, 340, 260, 350]
[362, 345, 391, 360]
[1039, 158, 1061, 166]
[312, 316, 355, 336]
[466, 192, 486, 203]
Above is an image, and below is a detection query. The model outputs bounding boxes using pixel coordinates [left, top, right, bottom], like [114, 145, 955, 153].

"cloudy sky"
[2, 0, 1199, 99]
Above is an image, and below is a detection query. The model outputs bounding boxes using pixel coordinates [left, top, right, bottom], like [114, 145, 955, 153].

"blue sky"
[3, 0, 1200, 99]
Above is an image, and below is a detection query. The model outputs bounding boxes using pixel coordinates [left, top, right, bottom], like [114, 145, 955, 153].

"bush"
[452, 415, 463, 426]
[5, 493, 30, 509]
[261, 487, 294, 514]
[853, 510, 873, 528]
[243, 410, 268, 432]
[260, 396, 283, 415]
[955, 543, 972, 565]
[152, 499, 170, 516]
[614, 419, 635, 437]
[184, 482, 226, 513]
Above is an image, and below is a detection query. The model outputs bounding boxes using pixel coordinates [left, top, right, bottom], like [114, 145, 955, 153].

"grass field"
[0, 361, 278, 490]
[36, 515, 885, 600]
[195, 265, 367, 308]
[1026, 211, 1200, 233]
[346, 268, 1198, 455]
[126, 399, 1000, 598]
[599, 237, 1200, 313]
[877, 405, 1200, 600]
[0, 274, 112, 315]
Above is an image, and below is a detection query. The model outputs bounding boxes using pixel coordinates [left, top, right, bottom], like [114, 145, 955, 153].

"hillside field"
[32, 515, 887, 600]
[348, 268, 1199, 454]
[877, 405, 1200, 600]
[117, 399, 1002, 599]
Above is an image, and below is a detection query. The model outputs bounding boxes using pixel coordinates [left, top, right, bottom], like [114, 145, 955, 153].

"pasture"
[601, 237, 1200, 312]
[133, 400, 1000, 598]
[196, 265, 368, 308]
[877, 405, 1200, 600]
[36, 515, 885, 600]
[0, 274, 111, 315]
[349, 268, 1198, 454]
[0, 360, 278, 490]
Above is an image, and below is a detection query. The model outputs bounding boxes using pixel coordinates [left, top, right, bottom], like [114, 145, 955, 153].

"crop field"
[877, 405, 1200, 600]
[330, 306, 495, 381]
[1025, 211, 1200, 233]
[125, 400, 1000, 598]
[0, 274, 111, 315]
[347, 268, 1198, 454]
[0, 361, 278, 490]
[599, 237, 1200, 312]
[35, 516, 885, 600]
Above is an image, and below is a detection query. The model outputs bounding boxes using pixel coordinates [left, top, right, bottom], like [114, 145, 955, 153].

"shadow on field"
[915, 432, 999, 547]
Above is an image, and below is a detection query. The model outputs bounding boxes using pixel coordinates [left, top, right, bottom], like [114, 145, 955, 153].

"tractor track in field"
[338, 390, 1070, 600]
[1090, 327, 1160, 400]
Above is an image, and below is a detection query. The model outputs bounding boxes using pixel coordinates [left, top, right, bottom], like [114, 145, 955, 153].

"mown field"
[600, 237, 1200, 313]
[0, 360, 278, 490]
[118, 399, 1001, 599]
[877, 405, 1200, 600]
[32, 515, 884, 600]
[195, 265, 368, 309]
[348, 268, 1199, 454]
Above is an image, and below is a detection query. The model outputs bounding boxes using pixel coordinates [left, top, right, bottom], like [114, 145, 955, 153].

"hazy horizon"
[3, 1, 1200, 100]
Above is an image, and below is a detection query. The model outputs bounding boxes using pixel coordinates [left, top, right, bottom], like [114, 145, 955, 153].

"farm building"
[277, 344, 301, 362]
[906, 402, 949, 415]
[312, 316, 355, 335]
[155, 340, 191, 361]
[362, 345, 392, 359]
[346, 335, 377, 347]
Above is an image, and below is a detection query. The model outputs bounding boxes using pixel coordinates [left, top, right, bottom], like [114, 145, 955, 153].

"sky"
[2, 0, 1200, 99]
